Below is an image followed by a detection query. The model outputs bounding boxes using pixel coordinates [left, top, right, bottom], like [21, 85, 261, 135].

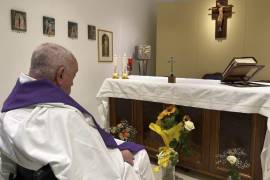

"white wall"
[0, 0, 156, 121]
[156, 0, 270, 80]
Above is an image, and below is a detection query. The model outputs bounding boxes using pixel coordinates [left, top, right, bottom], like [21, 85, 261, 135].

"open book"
[221, 57, 266, 87]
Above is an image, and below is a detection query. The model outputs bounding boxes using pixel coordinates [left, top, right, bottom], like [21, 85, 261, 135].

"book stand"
[221, 57, 267, 87]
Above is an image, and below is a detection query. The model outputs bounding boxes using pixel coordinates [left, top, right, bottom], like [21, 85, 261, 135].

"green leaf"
[169, 152, 179, 166]
[169, 138, 178, 149]
[162, 116, 177, 129]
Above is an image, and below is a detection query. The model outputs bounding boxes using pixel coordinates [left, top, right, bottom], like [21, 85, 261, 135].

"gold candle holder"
[122, 72, 128, 79]
[112, 72, 119, 79]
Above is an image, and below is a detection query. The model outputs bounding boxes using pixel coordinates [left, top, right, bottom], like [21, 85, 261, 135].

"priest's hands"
[121, 149, 134, 166]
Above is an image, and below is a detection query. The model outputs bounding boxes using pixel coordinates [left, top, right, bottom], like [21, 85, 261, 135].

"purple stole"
[2, 79, 143, 153]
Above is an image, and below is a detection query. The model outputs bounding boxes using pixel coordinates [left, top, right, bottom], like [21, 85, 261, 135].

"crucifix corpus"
[168, 57, 176, 83]
[209, 0, 233, 39]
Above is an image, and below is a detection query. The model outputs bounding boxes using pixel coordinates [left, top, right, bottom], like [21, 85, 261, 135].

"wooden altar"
[109, 98, 266, 179]
[96, 76, 270, 180]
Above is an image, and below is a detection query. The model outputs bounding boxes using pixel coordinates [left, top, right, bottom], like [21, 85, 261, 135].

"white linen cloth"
[0, 74, 154, 180]
[96, 75, 270, 180]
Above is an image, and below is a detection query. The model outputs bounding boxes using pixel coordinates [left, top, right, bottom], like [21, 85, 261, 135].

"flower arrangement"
[216, 148, 250, 180]
[226, 155, 240, 180]
[109, 120, 137, 141]
[149, 104, 195, 173]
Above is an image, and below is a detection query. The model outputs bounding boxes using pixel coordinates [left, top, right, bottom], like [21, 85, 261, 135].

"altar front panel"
[109, 98, 267, 180]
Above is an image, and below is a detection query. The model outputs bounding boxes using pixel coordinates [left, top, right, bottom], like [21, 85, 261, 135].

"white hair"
[29, 43, 76, 80]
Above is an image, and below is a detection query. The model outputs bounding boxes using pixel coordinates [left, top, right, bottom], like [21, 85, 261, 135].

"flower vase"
[227, 176, 241, 180]
[162, 162, 175, 180]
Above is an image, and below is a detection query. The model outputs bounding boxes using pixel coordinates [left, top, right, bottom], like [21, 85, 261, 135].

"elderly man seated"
[0, 43, 154, 180]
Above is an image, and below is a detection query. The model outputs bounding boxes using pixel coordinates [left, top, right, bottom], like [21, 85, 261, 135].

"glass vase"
[227, 176, 241, 180]
[162, 162, 175, 180]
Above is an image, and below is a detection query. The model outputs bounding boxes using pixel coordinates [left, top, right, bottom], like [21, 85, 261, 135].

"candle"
[122, 53, 128, 79]
[112, 54, 119, 79]
[113, 54, 118, 73]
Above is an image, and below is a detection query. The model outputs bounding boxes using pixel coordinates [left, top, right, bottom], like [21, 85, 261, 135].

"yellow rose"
[157, 110, 165, 119]
[166, 105, 176, 115]
[227, 155, 237, 165]
[157, 147, 175, 168]
[184, 119, 195, 131]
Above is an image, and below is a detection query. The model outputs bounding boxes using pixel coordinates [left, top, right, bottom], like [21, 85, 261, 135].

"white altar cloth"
[96, 75, 270, 179]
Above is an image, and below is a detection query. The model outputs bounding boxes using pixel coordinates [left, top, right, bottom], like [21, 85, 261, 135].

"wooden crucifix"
[168, 57, 176, 83]
[168, 57, 175, 76]
[209, 0, 233, 39]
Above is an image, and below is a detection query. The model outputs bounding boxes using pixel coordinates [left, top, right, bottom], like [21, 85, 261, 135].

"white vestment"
[0, 74, 154, 180]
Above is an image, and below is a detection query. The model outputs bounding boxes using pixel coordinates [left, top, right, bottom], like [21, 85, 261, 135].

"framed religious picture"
[43, 16, 55, 36]
[11, 9, 27, 32]
[68, 21, 78, 39]
[88, 25, 96, 40]
[135, 45, 151, 60]
[98, 29, 113, 62]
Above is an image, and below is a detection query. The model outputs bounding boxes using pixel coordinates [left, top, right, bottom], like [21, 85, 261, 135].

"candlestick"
[127, 57, 133, 75]
[112, 54, 119, 79]
[122, 53, 128, 79]
[168, 57, 176, 83]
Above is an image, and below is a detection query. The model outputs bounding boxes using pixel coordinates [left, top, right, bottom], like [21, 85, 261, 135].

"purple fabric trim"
[2, 79, 144, 153]
[118, 142, 144, 154]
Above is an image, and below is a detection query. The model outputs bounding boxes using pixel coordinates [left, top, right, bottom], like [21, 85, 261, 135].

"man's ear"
[55, 65, 65, 86]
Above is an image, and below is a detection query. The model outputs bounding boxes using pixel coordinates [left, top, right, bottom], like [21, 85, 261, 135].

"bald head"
[29, 43, 78, 94]
[29, 43, 76, 80]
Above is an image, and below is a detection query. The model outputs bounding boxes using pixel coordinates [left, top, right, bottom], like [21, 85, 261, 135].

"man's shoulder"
[37, 103, 85, 117]
[38, 103, 80, 111]
[2, 103, 85, 123]
[0, 103, 88, 139]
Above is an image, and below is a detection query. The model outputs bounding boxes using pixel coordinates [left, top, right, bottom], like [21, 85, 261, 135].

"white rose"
[184, 120, 195, 131]
[227, 155, 237, 165]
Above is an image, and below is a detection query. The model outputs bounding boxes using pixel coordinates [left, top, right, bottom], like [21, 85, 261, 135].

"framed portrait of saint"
[88, 25, 96, 40]
[98, 29, 113, 62]
[11, 10, 27, 32]
[68, 21, 78, 39]
[43, 16, 55, 36]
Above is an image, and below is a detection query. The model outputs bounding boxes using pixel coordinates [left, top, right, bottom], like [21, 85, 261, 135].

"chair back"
[12, 164, 57, 180]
